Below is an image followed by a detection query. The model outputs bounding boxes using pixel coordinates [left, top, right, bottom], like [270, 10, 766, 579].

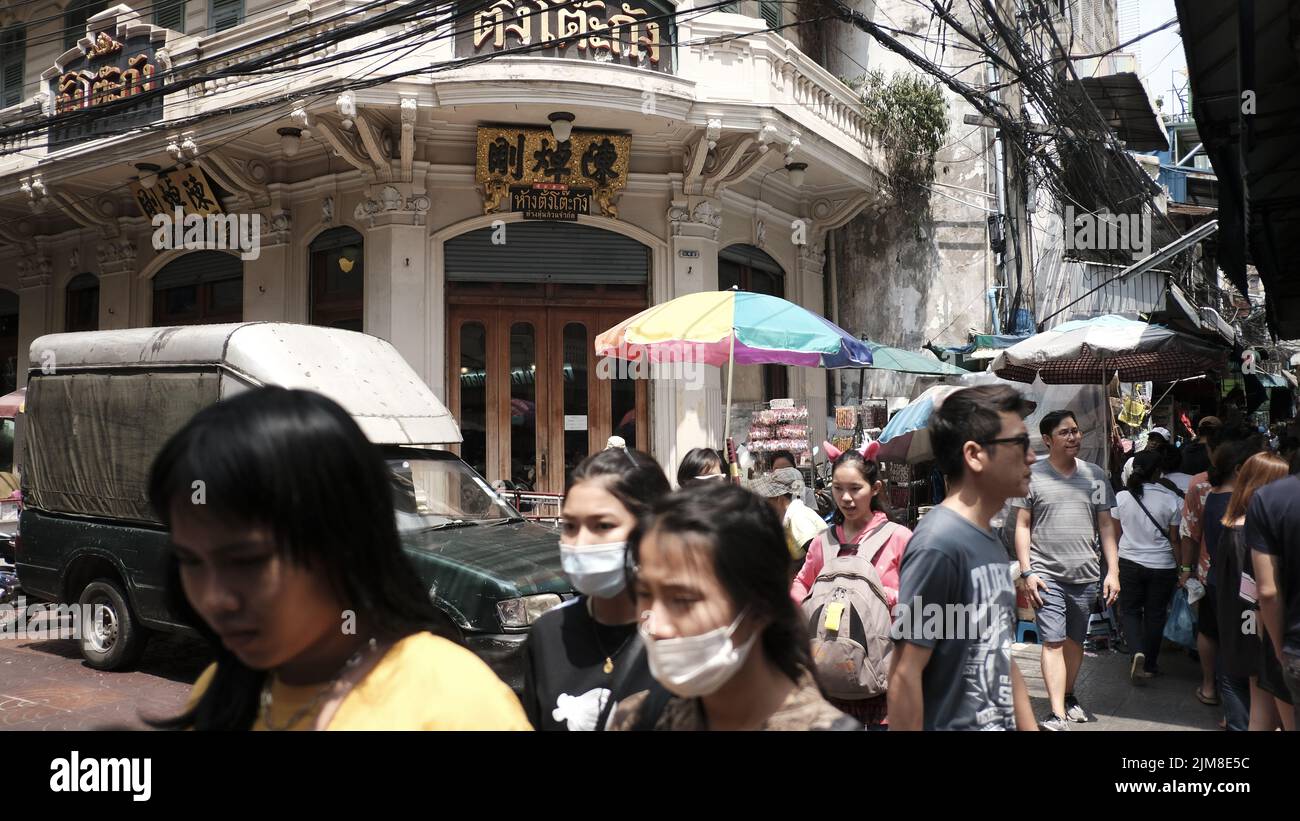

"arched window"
[152, 251, 243, 326]
[0, 289, 17, 395]
[64, 1, 108, 51]
[309, 226, 364, 331]
[65, 272, 99, 332]
[719, 244, 787, 400]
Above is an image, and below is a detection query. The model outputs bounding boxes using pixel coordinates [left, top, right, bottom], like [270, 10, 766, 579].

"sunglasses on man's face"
[980, 433, 1032, 455]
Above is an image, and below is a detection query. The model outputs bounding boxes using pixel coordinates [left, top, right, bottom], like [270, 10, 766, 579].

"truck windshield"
[386, 456, 521, 531]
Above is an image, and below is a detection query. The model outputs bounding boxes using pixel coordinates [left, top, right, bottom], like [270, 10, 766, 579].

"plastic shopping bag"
[1163, 587, 1196, 649]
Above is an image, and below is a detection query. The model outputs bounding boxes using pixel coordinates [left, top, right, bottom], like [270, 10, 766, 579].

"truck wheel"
[78, 578, 149, 671]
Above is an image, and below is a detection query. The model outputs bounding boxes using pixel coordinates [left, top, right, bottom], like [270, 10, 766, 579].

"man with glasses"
[1012, 410, 1120, 731]
[889, 385, 1038, 730]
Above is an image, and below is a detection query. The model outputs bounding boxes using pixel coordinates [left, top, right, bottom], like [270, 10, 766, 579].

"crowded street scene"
[0, 0, 1295, 803]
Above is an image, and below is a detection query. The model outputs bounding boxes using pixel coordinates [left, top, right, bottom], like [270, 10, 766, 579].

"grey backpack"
[801, 521, 897, 700]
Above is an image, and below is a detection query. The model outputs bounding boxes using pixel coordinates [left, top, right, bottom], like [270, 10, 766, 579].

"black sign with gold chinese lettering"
[48, 30, 165, 149]
[130, 164, 225, 220]
[456, 0, 675, 73]
[476, 126, 630, 219]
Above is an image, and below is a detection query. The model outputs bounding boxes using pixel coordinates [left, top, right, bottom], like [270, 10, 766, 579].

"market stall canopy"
[991, 314, 1226, 384]
[1065, 73, 1169, 152]
[862, 340, 967, 376]
[596, 290, 871, 447]
[1176, 0, 1300, 338]
[595, 290, 872, 368]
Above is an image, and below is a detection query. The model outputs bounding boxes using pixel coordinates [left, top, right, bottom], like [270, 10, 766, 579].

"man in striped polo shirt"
[1012, 410, 1121, 731]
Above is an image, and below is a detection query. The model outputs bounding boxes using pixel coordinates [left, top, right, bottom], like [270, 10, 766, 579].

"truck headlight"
[496, 594, 563, 628]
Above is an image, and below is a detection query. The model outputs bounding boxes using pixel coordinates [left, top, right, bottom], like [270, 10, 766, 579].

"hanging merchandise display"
[1118, 382, 1152, 427]
[746, 403, 810, 455]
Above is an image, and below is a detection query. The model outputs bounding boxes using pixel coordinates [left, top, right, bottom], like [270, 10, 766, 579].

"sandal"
[1196, 688, 1221, 706]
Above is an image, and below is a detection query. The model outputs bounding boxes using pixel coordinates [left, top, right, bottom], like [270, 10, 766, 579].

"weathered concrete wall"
[828, 0, 996, 406]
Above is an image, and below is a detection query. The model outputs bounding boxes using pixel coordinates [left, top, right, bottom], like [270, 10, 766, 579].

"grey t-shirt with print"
[1009, 458, 1114, 584]
[894, 505, 1018, 731]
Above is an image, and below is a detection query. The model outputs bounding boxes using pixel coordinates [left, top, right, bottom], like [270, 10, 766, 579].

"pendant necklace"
[587, 598, 634, 675]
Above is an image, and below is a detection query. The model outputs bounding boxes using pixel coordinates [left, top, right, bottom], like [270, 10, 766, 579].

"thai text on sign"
[458, 0, 674, 72]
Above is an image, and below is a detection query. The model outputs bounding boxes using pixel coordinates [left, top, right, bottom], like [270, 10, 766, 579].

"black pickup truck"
[14, 324, 571, 691]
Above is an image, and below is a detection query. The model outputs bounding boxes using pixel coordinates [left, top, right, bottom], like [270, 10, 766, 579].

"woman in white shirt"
[1112, 450, 1183, 684]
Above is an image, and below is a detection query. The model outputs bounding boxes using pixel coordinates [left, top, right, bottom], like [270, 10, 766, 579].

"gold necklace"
[259, 638, 378, 731]
[586, 598, 634, 675]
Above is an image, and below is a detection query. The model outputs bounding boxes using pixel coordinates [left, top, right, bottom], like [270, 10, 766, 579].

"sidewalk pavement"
[1014, 641, 1223, 731]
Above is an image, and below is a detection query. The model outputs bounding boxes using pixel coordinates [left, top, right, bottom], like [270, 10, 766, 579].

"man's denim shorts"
[1035, 577, 1099, 644]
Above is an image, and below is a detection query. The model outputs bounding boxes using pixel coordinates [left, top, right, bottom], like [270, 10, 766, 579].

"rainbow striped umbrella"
[596, 290, 872, 445]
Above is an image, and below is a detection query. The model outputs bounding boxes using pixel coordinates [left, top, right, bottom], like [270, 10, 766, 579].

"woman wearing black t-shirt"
[1217, 452, 1295, 731]
[520, 443, 671, 730]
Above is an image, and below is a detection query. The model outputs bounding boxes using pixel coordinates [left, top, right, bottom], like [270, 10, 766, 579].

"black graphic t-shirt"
[895, 505, 1018, 731]
[521, 597, 657, 731]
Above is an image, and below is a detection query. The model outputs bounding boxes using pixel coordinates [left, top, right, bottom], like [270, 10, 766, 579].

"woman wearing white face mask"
[610, 483, 860, 730]
[520, 444, 672, 731]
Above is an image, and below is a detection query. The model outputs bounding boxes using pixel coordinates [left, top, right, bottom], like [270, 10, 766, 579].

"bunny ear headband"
[821, 440, 881, 462]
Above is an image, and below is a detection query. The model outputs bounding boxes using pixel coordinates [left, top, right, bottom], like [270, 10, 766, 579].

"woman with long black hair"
[149, 387, 530, 730]
[521, 442, 672, 730]
[610, 483, 857, 730]
[788, 446, 911, 727]
[675, 447, 725, 489]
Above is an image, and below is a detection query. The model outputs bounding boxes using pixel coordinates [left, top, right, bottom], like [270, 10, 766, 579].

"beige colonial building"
[0, 0, 889, 492]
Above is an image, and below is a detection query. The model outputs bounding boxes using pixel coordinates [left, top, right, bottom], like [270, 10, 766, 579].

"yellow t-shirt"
[185, 632, 533, 731]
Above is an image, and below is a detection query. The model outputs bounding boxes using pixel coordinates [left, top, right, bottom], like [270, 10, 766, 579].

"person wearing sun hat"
[752, 467, 828, 567]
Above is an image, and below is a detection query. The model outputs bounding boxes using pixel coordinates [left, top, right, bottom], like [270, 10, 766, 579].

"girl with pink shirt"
[790, 445, 912, 726]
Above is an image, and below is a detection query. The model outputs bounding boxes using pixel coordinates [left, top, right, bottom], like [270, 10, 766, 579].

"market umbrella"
[862, 340, 968, 376]
[991, 314, 1225, 384]
[596, 290, 873, 446]
[875, 385, 961, 464]
[875, 375, 1037, 464]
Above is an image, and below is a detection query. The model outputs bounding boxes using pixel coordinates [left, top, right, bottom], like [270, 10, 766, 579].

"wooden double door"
[449, 294, 647, 494]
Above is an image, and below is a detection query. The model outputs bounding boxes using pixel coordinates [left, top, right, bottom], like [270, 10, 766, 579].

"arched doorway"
[719, 243, 788, 400]
[444, 221, 650, 492]
[0, 289, 16, 395]
[65, 272, 99, 332]
[152, 251, 243, 326]
[308, 226, 364, 331]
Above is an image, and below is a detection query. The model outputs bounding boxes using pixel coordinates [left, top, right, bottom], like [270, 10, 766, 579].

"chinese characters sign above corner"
[457, 0, 675, 73]
[130, 164, 224, 220]
[476, 126, 631, 220]
[48, 30, 165, 149]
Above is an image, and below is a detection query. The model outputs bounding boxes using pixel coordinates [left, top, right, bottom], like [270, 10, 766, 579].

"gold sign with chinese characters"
[475, 127, 630, 219]
[130, 164, 225, 220]
[456, 0, 675, 73]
